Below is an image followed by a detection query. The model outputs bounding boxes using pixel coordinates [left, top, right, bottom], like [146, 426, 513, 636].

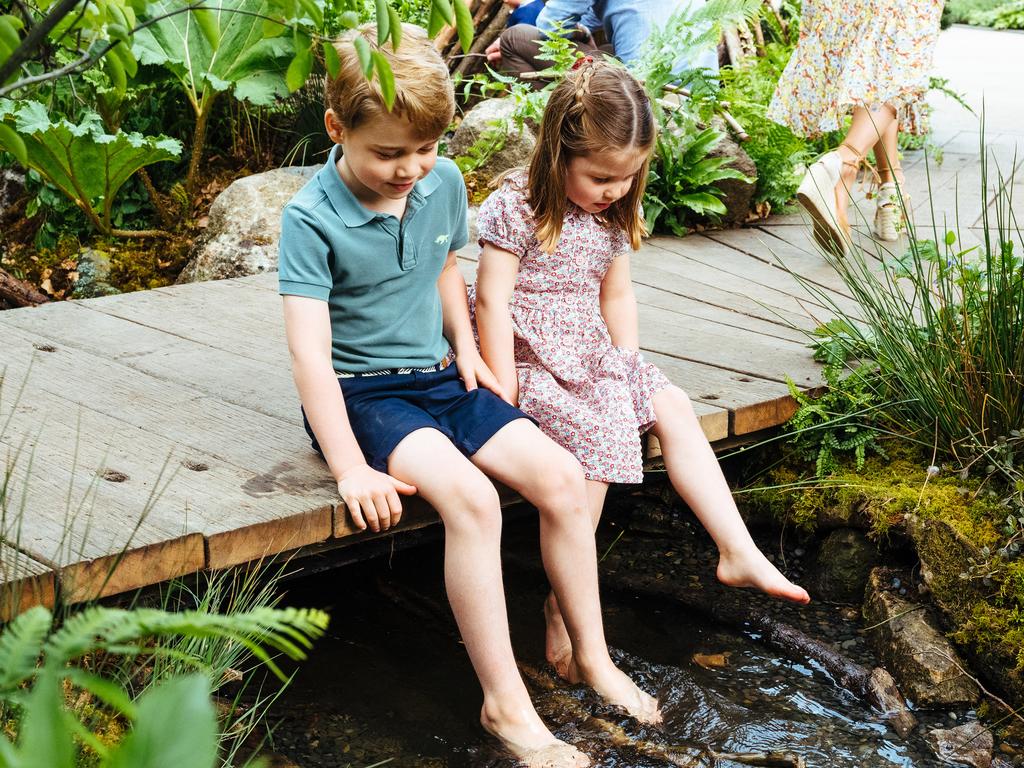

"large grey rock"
[0, 168, 24, 217]
[807, 527, 879, 602]
[706, 126, 756, 226]
[926, 721, 992, 768]
[71, 248, 120, 299]
[863, 567, 981, 708]
[448, 98, 535, 184]
[178, 166, 316, 284]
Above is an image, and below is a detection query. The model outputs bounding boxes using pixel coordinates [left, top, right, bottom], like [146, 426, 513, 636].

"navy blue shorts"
[302, 365, 532, 472]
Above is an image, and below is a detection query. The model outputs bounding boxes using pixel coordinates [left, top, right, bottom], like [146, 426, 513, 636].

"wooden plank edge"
[59, 533, 207, 604]
[205, 505, 334, 571]
[1, 547, 56, 619]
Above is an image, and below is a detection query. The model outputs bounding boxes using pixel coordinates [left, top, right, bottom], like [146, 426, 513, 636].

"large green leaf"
[0, 99, 181, 229]
[103, 675, 218, 768]
[16, 669, 75, 768]
[132, 0, 293, 106]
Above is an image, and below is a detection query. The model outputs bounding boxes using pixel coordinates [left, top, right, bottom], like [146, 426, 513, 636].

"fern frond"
[0, 605, 52, 692]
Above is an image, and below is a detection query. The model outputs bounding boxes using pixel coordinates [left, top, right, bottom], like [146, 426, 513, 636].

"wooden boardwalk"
[1, 25, 1021, 611]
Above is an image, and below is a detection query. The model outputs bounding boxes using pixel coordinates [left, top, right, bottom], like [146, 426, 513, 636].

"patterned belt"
[336, 349, 456, 378]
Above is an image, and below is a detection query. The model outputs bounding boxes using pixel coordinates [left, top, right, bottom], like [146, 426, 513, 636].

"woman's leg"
[873, 118, 902, 186]
[544, 480, 608, 677]
[834, 105, 898, 228]
[649, 386, 810, 603]
[473, 419, 662, 724]
[388, 428, 590, 767]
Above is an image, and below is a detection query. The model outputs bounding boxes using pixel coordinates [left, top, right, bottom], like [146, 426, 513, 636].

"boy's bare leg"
[544, 480, 607, 678]
[472, 420, 662, 724]
[387, 428, 590, 768]
[649, 387, 810, 603]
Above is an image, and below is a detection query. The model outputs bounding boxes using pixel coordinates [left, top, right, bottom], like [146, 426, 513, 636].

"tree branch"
[0, 0, 84, 85]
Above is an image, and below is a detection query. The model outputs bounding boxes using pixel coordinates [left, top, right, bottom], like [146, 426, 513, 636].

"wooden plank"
[0, 544, 55, 618]
[0, 318, 335, 586]
[644, 351, 801, 436]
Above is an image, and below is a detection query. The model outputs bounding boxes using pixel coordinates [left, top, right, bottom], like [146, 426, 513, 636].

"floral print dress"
[768, 0, 943, 137]
[471, 173, 670, 484]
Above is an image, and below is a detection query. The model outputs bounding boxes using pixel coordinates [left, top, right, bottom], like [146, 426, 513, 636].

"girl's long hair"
[528, 58, 656, 253]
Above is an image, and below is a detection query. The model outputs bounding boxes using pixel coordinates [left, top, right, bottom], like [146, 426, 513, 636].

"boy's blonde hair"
[528, 58, 656, 253]
[326, 24, 454, 139]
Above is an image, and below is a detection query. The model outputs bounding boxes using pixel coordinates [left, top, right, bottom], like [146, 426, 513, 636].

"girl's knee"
[657, 385, 696, 420]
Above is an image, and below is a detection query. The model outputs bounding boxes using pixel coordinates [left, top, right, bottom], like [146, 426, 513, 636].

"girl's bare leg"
[388, 428, 590, 768]
[544, 480, 608, 678]
[649, 387, 810, 603]
[835, 105, 898, 229]
[473, 420, 661, 724]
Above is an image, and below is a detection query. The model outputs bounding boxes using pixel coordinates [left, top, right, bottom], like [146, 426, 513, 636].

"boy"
[279, 24, 657, 767]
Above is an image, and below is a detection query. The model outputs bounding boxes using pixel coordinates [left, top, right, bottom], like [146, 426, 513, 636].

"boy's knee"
[534, 451, 587, 510]
[446, 474, 502, 535]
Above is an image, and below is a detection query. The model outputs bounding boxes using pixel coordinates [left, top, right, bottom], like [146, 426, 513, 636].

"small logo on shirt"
[435, 234, 449, 245]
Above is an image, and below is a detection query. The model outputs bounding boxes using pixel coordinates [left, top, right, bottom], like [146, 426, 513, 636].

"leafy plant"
[969, 0, 1024, 27]
[643, 117, 751, 235]
[0, 99, 181, 238]
[784, 360, 888, 478]
[790, 144, 1024, 462]
[0, 603, 328, 767]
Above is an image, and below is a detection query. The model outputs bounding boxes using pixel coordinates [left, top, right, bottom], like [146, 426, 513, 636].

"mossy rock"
[738, 445, 1024, 708]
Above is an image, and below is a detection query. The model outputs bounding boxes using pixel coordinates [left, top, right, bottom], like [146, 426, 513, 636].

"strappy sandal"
[870, 170, 909, 242]
[796, 144, 859, 257]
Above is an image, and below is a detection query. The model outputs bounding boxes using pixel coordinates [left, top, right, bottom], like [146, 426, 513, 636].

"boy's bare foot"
[481, 702, 591, 768]
[717, 544, 811, 604]
[544, 593, 662, 724]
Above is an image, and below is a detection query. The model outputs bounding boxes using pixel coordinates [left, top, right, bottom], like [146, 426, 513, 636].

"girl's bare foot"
[544, 592, 573, 679]
[716, 543, 811, 604]
[481, 702, 591, 768]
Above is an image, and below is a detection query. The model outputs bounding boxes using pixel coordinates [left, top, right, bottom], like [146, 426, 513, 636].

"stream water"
[262, 502, 965, 768]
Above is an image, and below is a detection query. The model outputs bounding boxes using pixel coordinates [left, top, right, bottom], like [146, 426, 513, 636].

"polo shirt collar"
[318, 144, 442, 228]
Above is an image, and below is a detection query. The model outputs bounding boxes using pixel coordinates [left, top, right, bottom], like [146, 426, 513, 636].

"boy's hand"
[337, 464, 417, 533]
[454, 351, 512, 404]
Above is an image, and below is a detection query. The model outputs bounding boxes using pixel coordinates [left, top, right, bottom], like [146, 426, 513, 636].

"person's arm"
[535, 0, 590, 33]
[283, 295, 415, 532]
[474, 242, 522, 406]
[437, 250, 510, 402]
[599, 253, 640, 350]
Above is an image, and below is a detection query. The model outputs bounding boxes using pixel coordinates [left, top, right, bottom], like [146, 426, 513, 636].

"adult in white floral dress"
[769, 0, 943, 249]
[472, 171, 670, 484]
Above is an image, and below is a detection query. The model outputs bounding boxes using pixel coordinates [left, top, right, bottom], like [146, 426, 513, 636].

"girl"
[473, 58, 811, 679]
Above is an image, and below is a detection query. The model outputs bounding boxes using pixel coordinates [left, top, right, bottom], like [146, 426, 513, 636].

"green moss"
[739, 442, 1024, 705]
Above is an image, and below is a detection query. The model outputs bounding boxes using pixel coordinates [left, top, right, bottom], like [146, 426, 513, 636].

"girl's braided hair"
[528, 56, 656, 253]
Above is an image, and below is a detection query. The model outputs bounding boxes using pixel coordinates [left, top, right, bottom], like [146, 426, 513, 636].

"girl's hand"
[455, 351, 513, 405]
[337, 464, 417, 533]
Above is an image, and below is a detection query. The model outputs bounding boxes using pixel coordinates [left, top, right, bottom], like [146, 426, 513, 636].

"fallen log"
[604, 568, 918, 737]
[0, 266, 48, 307]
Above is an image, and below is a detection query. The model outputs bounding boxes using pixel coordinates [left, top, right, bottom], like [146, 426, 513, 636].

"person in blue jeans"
[486, 0, 719, 78]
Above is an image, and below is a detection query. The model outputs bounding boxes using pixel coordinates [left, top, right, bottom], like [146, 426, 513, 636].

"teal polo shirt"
[279, 145, 469, 373]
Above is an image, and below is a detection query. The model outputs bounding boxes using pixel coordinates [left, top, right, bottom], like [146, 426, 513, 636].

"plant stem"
[186, 89, 217, 202]
[110, 228, 171, 239]
[0, 0, 83, 86]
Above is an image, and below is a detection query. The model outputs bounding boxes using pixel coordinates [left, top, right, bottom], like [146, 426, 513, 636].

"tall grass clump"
[798, 137, 1023, 464]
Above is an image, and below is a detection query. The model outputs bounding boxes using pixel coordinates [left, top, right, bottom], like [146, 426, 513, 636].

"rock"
[863, 568, 981, 707]
[0, 168, 25, 217]
[807, 528, 879, 602]
[71, 248, 120, 299]
[705, 128, 757, 226]
[177, 166, 316, 283]
[926, 721, 992, 768]
[448, 98, 535, 185]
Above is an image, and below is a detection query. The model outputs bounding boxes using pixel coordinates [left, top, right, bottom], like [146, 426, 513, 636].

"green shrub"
[795, 146, 1024, 464]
